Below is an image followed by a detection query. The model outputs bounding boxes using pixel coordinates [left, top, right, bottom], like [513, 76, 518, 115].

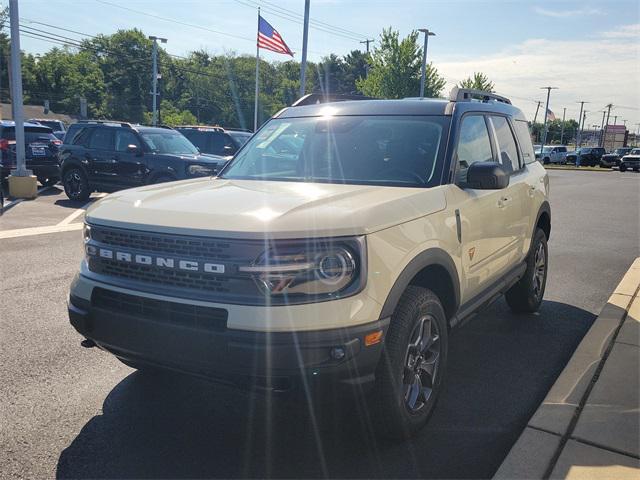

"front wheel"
[372, 286, 448, 439]
[63, 168, 90, 201]
[620, 164, 627, 172]
[506, 228, 548, 313]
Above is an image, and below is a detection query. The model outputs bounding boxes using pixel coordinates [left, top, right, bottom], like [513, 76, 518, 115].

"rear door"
[488, 115, 530, 267]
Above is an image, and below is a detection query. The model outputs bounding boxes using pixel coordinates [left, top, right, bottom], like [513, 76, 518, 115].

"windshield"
[615, 148, 630, 154]
[140, 131, 199, 155]
[632, 149, 640, 155]
[222, 115, 447, 187]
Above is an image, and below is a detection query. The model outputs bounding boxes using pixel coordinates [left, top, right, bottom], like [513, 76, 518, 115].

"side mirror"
[127, 144, 142, 156]
[466, 162, 509, 190]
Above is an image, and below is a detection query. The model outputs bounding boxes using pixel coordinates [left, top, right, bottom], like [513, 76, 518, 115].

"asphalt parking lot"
[1, 170, 639, 479]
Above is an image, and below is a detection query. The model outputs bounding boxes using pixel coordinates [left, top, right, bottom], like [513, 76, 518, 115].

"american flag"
[258, 16, 293, 56]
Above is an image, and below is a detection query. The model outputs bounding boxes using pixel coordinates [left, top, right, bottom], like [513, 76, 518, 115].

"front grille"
[91, 225, 235, 260]
[92, 287, 228, 332]
[87, 225, 264, 301]
[89, 257, 242, 294]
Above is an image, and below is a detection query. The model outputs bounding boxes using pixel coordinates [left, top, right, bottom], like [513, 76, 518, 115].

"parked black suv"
[0, 120, 62, 186]
[176, 126, 252, 157]
[566, 147, 606, 167]
[600, 147, 632, 168]
[59, 121, 228, 201]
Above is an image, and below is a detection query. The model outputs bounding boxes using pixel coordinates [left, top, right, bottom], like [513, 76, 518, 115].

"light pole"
[576, 100, 588, 147]
[539, 86, 558, 154]
[149, 35, 167, 126]
[418, 28, 435, 98]
[299, 0, 310, 97]
[7, 0, 37, 198]
[560, 107, 566, 145]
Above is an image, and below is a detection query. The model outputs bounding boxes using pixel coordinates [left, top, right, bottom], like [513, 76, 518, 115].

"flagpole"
[254, 7, 260, 132]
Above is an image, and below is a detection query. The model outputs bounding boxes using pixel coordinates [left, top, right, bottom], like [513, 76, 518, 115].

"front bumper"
[68, 282, 389, 395]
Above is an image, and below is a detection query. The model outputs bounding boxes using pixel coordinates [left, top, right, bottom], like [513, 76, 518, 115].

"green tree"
[459, 72, 495, 92]
[357, 28, 445, 99]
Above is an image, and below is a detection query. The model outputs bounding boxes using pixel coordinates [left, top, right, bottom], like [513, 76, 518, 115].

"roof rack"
[175, 125, 224, 132]
[224, 127, 253, 133]
[77, 119, 133, 128]
[449, 87, 511, 105]
[291, 93, 373, 107]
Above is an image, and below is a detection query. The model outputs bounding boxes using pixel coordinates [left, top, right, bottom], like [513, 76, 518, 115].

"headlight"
[83, 223, 91, 243]
[239, 237, 366, 301]
[187, 164, 217, 177]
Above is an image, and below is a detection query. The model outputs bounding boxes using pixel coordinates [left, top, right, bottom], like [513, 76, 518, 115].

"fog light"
[330, 346, 346, 360]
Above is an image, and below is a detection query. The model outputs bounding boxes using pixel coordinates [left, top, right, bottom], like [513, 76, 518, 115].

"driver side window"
[455, 115, 493, 183]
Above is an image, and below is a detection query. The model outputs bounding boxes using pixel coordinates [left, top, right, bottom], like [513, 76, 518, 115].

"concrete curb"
[494, 258, 640, 479]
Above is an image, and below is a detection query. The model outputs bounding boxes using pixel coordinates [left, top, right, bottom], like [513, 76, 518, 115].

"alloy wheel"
[403, 314, 441, 414]
[533, 242, 546, 299]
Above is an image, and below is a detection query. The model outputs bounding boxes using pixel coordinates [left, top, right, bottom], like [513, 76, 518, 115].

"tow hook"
[81, 338, 96, 348]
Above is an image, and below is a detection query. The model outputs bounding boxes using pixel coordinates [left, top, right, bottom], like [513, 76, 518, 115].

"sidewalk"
[495, 258, 640, 479]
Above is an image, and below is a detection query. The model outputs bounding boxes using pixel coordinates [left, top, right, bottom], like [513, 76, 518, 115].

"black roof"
[276, 96, 527, 122]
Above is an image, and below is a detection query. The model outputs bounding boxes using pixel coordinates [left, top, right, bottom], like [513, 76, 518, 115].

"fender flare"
[533, 200, 551, 240]
[379, 248, 461, 319]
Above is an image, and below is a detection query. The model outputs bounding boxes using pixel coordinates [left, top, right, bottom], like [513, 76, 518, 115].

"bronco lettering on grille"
[86, 245, 225, 274]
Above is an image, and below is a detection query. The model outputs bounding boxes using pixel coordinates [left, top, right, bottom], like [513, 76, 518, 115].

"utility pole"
[581, 111, 588, 146]
[149, 35, 167, 126]
[360, 38, 374, 77]
[576, 100, 588, 147]
[533, 100, 543, 124]
[539, 86, 558, 154]
[7, 0, 37, 198]
[560, 107, 566, 144]
[613, 115, 618, 126]
[599, 110, 607, 147]
[418, 28, 435, 98]
[299, 0, 310, 98]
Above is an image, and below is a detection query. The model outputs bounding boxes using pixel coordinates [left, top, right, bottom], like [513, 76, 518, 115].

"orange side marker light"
[365, 330, 383, 346]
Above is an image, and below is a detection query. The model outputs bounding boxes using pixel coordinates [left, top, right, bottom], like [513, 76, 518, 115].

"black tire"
[543, 157, 550, 165]
[372, 286, 448, 439]
[38, 176, 59, 187]
[620, 164, 627, 172]
[63, 168, 90, 201]
[506, 228, 548, 313]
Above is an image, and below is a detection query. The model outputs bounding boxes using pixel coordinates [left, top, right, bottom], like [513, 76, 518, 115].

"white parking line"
[57, 194, 107, 226]
[0, 222, 83, 240]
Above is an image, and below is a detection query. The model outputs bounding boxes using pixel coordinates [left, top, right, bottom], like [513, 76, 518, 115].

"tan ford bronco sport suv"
[69, 88, 550, 437]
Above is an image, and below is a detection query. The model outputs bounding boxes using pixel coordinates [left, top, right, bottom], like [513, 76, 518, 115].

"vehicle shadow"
[56, 299, 597, 479]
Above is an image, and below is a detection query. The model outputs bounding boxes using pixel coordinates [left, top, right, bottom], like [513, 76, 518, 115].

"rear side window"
[89, 128, 115, 150]
[490, 116, 520, 172]
[455, 115, 493, 183]
[558, 147, 567, 153]
[513, 120, 536, 164]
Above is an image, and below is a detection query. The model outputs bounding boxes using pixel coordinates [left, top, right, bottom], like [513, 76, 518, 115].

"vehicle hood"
[86, 178, 447, 239]
[623, 154, 640, 159]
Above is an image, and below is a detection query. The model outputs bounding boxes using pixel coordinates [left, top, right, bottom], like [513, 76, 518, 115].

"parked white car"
[535, 145, 568, 164]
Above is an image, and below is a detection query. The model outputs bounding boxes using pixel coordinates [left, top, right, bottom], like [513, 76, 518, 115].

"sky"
[9, 0, 640, 129]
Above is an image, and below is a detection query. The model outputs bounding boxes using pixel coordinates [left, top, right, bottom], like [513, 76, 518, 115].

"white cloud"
[534, 6, 601, 18]
[435, 27, 640, 125]
[600, 23, 640, 39]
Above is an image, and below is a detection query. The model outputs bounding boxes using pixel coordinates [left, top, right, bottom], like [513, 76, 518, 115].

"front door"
[448, 114, 523, 301]
[114, 128, 146, 188]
